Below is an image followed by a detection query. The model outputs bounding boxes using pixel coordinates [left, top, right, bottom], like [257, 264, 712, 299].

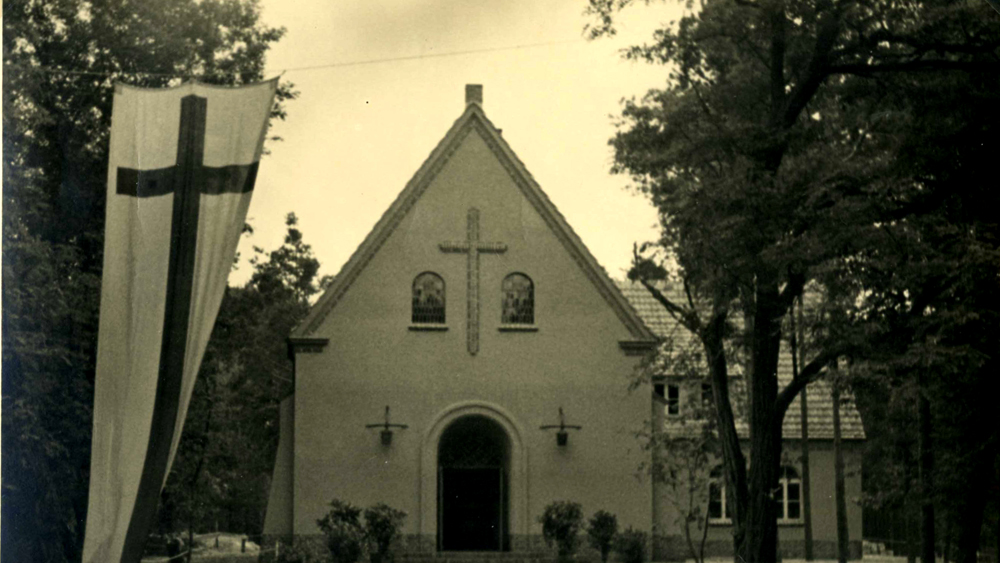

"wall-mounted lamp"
[365, 406, 409, 445]
[540, 407, 582, 446]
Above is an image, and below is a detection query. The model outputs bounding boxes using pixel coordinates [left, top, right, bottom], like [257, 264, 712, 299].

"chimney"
[465, 84, 483, 106]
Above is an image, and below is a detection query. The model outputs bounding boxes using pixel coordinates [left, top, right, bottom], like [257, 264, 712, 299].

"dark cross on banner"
[117, 95, 257, 563]
[439, 207, 507, 355]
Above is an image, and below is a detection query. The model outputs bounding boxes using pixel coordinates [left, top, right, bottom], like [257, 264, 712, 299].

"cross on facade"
[116, 94, 258, 563]
[439, 207, 508, 355]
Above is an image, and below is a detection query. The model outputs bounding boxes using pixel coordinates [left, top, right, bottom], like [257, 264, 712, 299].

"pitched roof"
[616, 280, 865, 440]
[292, 100, 657, 344]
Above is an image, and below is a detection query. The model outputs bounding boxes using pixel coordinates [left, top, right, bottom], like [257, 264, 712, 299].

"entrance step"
[399, 552, 554, 563]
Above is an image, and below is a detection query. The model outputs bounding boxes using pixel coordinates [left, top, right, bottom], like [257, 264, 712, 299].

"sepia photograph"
[2, 1, 998, 563]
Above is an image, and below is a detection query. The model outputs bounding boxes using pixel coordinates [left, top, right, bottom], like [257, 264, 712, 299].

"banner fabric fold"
[82, 79, 278, 563]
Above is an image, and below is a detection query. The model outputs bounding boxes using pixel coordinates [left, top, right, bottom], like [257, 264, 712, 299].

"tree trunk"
[739, 284, 784, 563]
[699, 500, 711, 563]
[918, 391, 935, 563]
[791, 300, 814, 560]
[955, 449, 992, 563]
[833, 379, 849, 563]
[702, 312, 748, 562]
[943, 511, 952, 563]
[801, 385, 815, 559]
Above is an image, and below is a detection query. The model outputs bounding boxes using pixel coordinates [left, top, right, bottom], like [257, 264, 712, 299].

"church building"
[263, 85, 865, 561]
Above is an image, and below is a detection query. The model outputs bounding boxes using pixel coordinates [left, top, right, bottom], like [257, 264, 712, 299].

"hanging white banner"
[83, 79, 278, 563]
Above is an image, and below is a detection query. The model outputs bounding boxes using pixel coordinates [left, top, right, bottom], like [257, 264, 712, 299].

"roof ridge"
[293, 101, 656, 343]
[292, 104, 480, 337]
[468, 110, 655, 341]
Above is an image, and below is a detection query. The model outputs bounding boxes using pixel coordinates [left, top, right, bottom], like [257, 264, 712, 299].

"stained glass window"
[501, 273, 534, 324]
[412, 272, 445, 324]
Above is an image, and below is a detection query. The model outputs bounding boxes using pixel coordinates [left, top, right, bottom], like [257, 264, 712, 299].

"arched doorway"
[437, 415, 510, 551]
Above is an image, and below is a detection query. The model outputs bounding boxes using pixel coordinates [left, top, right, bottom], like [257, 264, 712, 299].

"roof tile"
[616, 280, 865, 440]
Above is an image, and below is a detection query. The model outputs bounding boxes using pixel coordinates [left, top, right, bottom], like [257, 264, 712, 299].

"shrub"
[586, 511, 618, 563]
[613, 527, 647, 563]
[317, 500, 365, 563]
[539, 501, 584, 563]
[276, 537, 329, 563]
[364, 503, 407, 563]
[274, 541, 307, 563]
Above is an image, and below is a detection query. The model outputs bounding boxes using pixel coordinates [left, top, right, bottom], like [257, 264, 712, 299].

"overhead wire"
[2, 38, 586, 80]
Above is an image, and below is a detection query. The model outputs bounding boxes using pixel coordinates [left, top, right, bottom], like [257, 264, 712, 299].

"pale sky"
[236, 0, 684, 285]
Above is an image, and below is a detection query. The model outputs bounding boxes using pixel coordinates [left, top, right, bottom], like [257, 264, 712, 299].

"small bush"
[274, 542, 307, 563]
[276, 538, 328, 563]
[539, 501, 584, 563]
[364, 503, 407, 563]
[317, 500, 365, 563]
[586, 511, 618, 563]
[613, 527, 647, 563]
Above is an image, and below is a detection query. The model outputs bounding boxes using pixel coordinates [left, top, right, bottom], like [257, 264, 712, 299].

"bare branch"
[777, 270, 805, 313]
[774, 347, 838, 418]
[684, 277, 697, 311]
[768, 1, 787, 128]
[639, 278, 704, 334]
[781, 1, 842, 129]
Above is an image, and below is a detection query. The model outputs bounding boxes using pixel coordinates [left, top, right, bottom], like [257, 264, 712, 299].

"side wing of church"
[264, 85, 659, 555]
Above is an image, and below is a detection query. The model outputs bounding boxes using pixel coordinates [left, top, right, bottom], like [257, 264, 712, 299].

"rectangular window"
[708, 482, 723, 520]
[666, 384, 680, 416]
[786, 482, 801, 520]
[774, 480, 785, 519]
[701, 382, 713, 407]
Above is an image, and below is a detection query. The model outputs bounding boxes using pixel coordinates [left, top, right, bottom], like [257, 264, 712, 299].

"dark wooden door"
[440, 467, 502, 551]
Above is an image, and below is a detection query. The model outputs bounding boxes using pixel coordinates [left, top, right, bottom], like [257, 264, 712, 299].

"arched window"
[412, 272, 445, 324]
[708, 466, 731, 522]
[501, 273, 534, 324]
[776, 466, 802, 521]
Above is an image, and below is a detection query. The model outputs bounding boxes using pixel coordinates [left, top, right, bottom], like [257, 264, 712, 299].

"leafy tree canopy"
[2, 1, 297, 561]
[587, 0, 999, 560]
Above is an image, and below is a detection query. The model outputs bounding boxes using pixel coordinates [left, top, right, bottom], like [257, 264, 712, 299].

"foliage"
[157, 214, 322, 541]
[276, 537, 331, 563]
[612, 527, 647, 563]
[827, 69, 1000, 563]
[586, 511, 618, 563]
[539, 501, 585, 562]
[1, 220, 100, 563]
[363, 503, 407, 563]
[317, 500, 366, 563]
[250, 213, 323, 303]
[315, 500, 408, 563]
[2, 1, 297, 560]
[588, 0, 999, 560]
[640, 401, 715, 563]
[631, 291, 742, 563]
[275, 542, 309, 563]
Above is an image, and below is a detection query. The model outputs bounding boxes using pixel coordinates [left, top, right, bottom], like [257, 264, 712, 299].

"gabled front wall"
[292, 126, 651, 548]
